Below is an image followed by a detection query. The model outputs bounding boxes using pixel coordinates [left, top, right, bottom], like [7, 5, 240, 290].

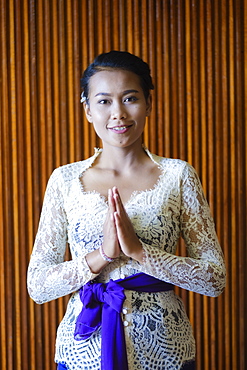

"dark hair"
[80, 50, 154, 102]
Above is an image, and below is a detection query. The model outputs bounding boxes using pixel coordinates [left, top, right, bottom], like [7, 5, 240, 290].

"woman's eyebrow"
[122, 89, 139, 95]
[95, 89, 139, 97]
[94, 92, 111, 97]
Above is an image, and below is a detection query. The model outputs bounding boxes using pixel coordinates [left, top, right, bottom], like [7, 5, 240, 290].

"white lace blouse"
[27, 148, 226, 370]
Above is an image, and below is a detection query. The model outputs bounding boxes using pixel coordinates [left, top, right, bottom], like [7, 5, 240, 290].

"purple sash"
[74, 273, 173, 370]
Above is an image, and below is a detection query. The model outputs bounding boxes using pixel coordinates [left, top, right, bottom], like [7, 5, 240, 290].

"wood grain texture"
[0, 1, 246, 369]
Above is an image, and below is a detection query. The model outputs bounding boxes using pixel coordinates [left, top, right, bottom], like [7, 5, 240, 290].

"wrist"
[128, 243, 144, 264]
[99, 244, 115, 262]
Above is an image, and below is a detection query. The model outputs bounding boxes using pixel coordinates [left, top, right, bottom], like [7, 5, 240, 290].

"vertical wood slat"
[243, 2, 247, 370]
[229, 1, 238, 369]
[0, 1, 246, 369]
[198, 3, 209, 368]
[0, 2, 8, 369]
[219, 2, 229, 369]
[9, 1, 18, 369]
[23, 0, 36, 367]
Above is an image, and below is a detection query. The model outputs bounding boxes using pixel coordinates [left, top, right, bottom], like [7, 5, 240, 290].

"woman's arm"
[139, 163, 226, 297]
[27, 169, 98, 304]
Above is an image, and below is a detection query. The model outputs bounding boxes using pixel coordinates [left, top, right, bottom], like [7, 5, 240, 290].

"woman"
[27, 51, 226, 370]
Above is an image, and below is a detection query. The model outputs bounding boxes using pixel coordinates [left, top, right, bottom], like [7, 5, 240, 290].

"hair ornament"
[80, 91, 87, 103]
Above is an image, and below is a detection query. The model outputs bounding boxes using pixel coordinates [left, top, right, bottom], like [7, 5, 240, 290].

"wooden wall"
[0, 0, 246, 369]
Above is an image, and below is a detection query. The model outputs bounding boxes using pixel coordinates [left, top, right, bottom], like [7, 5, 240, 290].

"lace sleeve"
[27, 169, 97, 304]
[141, 163, 226, 297]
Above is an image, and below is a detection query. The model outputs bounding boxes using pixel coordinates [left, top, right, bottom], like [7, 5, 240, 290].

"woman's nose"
[111, 102, 127, 120]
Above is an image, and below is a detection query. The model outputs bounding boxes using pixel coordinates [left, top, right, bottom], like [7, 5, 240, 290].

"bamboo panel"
[0, 0, 246, 369]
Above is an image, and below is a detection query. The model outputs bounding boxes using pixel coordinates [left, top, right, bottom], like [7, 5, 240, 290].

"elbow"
[27, 270, 49, 304]
[209, 286, 225, 298]
[208, 268, 227, 298]
[27, 283, 47, 304]
[27, 263, 53, 304]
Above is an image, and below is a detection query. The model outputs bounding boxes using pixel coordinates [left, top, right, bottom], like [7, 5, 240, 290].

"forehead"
[88, 69, 142, 94]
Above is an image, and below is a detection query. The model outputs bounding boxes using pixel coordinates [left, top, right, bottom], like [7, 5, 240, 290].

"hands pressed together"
[102, 187, 143, 263]
[86, 187, 143, 274]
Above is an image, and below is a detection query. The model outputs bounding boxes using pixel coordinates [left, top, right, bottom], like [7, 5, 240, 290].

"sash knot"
[74, 273, 174, 370]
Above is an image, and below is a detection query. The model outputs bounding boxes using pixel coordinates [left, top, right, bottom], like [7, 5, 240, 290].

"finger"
[114, 192, 126, 218]
[114, 205, 130, 238]
[112, 187, 122, 204]
[113, 211, 122, 235]
[110, 187, 122, 214]
[112, 186, 118, 195]
[108, 188, 116, 213]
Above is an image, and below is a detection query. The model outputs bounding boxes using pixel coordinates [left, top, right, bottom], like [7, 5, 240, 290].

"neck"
[96, 143, 148, 172]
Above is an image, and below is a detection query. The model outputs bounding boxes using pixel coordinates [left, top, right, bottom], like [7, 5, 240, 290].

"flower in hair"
[80, 91, 87, 103]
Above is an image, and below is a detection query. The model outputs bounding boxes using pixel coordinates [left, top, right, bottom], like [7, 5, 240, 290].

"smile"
[112, 126, 129, 131]
[108, 125, 133, 133]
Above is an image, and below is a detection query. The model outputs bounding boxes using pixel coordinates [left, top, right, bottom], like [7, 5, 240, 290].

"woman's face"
[84, 69, 152, 150]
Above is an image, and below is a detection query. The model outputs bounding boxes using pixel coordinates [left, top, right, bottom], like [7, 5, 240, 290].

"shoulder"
[147, 151, 200, 187]
[47, 156, 94, 188]
[148, 152, 190, 174]
[55, 157, 92, 179]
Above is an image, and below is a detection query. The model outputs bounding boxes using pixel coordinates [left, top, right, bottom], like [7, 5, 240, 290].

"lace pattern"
[27, 149, 226, 369]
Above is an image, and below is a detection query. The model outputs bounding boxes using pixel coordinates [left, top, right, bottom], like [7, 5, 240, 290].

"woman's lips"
[108, 125, 133, 133]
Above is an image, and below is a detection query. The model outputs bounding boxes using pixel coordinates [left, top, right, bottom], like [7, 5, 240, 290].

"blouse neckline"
[77, 147, 164, 208]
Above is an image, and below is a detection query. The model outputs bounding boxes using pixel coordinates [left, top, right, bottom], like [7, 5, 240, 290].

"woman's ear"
[83, 102, 93, 123]
[146, 95, 152, 116]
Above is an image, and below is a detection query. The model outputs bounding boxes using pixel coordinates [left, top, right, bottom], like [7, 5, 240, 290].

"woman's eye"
[124, 96, 138, 103]
[98, 99, 109, 105]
